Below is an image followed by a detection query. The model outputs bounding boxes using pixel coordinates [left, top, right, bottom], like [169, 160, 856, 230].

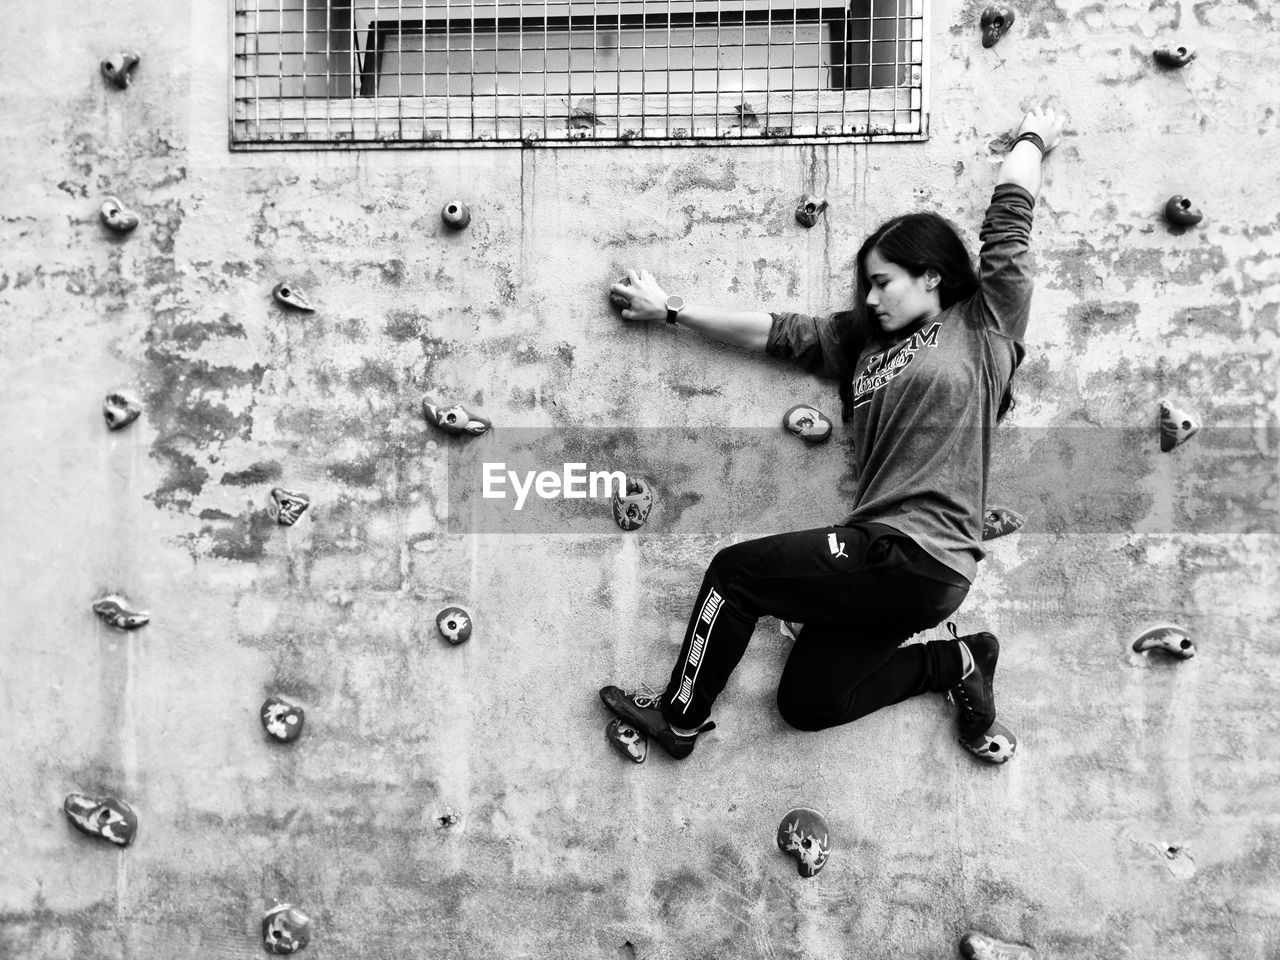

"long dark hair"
[836, 212, 1016, 422]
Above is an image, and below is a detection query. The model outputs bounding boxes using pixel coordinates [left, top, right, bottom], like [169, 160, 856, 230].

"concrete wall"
[2, 1, 1279, 958]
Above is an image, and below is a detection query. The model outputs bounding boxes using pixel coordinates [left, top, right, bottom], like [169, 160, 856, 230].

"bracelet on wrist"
[1010, 131, 1046, 156]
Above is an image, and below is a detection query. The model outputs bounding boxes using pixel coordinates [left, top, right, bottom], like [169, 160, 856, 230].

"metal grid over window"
[231, 0, 925, 148]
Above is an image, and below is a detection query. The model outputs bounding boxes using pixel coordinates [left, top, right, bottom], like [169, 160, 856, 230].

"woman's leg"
[657, 524, 907, 730]
[601, 524, 966, 756]
[775, 607, 964, 732]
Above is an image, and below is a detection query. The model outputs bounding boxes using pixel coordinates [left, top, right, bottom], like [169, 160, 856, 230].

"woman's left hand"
[1017, 105, 1065, 153]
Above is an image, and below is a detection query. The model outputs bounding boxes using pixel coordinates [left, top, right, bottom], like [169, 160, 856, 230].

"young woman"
[600, 107, 1064, 765]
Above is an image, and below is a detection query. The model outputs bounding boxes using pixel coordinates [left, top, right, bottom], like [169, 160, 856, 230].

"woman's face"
[863, 247, 941, 334]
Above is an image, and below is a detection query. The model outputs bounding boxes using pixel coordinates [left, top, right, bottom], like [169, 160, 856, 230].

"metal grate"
[231, 0, 926, 148]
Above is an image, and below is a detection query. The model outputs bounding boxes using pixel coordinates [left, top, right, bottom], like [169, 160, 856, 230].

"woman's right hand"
[1016, 105, 1065, 154]
[610, 269, 669, 323]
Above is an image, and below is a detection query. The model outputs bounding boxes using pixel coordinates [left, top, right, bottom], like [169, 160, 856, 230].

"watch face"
[666, 295, 685, 312]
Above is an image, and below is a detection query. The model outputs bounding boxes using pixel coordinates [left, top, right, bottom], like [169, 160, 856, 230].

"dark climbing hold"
[262, 904, 312, 954]
[260, 696, 305, 742]
[959, 717, 1017, 764]
[99, 197, 139, 233]
[734, 101, 759, 128]
[982, 506, 1025, 541]
[782, 404, 833, 443]
[100, 52, 140, 89]
[776, 807, 831, 877]
[422, 397, 492, 436]
[1163, 195, 1203, 228]
[437, 810, 461, 828]
[1153, 45, 1196, 68]
[795, 194, 828, 228]
[979, 5, 1015, 48]
[959, 930, 1040, 959]
[606, 717, 648, 763]
[1158, 398, 1200, 452]
[63, 793, 138, 846]
[436, 605, 472, 645]
[612, 476, 653, 531]
[441, 201, 471, 230]
[609, 276, 632, 311]
[103, 391, 142, 430]
[93, 595, 150, 630]
[269, 487, 311, 526]
[1132, 623, 1195, 659]
[271, 281, 315, 312]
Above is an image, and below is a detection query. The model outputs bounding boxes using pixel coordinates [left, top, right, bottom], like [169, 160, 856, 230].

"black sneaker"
[599, 685, 715, 760]
[947, 625, 1017, 764]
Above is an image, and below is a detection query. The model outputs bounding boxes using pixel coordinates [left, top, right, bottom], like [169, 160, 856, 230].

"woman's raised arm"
[997, 105, 1064, 196]
[975, 106, 1066, 342]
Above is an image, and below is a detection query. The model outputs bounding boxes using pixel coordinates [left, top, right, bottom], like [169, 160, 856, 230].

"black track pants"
[660, 523, 970, 731]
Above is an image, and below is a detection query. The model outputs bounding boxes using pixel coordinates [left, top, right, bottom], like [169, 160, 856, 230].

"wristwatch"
[665, 294, 685, 325]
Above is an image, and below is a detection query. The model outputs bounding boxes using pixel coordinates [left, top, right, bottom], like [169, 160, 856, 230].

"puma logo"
[827, 533, 847, 559]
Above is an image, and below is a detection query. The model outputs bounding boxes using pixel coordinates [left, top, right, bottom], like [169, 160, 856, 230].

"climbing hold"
[782, 404, 833, 443]
[271, 281, 315, 312]
[441, 201, 471, 230]
[262, 904, 312, 954]
[1132, 623, 1195, 659]
[982, 506, 1025, 541]
[609, 276, 632, 311]
[1153, 45, 1196, 68]
[959, 718, 1017, 764]
[776, 807, 831, 878]
[100, 52, 140, 89]
[569, 98, 602, 131]
[260, 696, 305, 742]
[103, 391, 142, 430]
[99, 196, 139, 234]
[92, 595, 150, 630]
[612, 476, 653, 531]
[63, 793, 138, 846]
[436, 606, 472, 645]
[269, 487, 311, 526]
[795, 194, 828, 228]
[979, 5, 1015, 48]
[1158, 398, 1200, 452]
[1156, 841, 1197, 878]
[734, 101, 759, 128]
[437, 810, 461, 828]
[1163, 195, 1203, 228]
[422, 397, 492, 436]
[605, 717, 648, 763]
[959, 930, 1040, 960]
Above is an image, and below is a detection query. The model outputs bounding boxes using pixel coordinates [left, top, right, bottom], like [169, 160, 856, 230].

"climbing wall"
[2, 0, 1280, 958]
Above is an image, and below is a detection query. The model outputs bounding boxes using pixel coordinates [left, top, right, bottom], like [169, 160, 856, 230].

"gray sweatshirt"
[766, 182, 1035, 584]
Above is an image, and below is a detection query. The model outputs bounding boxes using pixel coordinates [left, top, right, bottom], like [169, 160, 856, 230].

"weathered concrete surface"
[2, 0, 1279, 958]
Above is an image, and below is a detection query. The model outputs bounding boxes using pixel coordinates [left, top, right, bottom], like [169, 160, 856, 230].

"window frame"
[229, 0, 930, 149]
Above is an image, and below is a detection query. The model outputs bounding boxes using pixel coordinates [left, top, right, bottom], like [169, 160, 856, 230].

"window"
[231, 0, 925, 147]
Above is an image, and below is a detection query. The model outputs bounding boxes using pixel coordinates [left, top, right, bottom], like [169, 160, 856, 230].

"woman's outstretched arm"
[975, 106, 1066, 342]
[610, 269, 772, 351]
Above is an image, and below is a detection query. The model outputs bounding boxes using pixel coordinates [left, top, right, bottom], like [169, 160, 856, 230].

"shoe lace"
[945, 621, 979, 722]
[631, 682, 664, 709]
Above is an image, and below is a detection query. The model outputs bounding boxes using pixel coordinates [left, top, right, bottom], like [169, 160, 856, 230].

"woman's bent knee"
[776, 689, 843, 732]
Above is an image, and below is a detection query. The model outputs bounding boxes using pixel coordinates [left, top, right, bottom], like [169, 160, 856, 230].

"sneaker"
[598, 685, 715, 760]
[946, 625, 1017, 764]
